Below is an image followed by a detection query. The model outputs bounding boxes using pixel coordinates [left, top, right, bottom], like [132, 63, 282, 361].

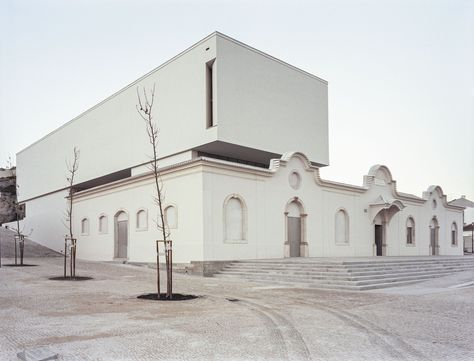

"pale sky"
[1, 0, 473, 207]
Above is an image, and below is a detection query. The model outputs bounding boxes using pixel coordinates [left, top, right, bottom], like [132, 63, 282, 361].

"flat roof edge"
[215, 31, 328, 85]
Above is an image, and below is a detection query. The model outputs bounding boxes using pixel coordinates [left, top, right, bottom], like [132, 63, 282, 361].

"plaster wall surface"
[73, 168, 204, 263]
[200, 155, 463, 261]
[16, 35, 218, 201]
[11, 190, 68, 252]
[14, 153, 463, 263]
[215, 35, 329, 166]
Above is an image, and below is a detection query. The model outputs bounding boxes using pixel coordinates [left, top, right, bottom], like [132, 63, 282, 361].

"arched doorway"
[284, 197, 307, 257]
[115, 211, 129, 259]
[370, 198, 405, 256]
[429, 217, 439, 255]
[373, 212, 385, 256]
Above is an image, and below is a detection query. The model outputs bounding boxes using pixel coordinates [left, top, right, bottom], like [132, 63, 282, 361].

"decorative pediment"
[364, 165, 394, 187]
[269, 151, 316, 172]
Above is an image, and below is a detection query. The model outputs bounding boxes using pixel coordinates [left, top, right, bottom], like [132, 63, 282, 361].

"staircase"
[214, 257, 474, 290]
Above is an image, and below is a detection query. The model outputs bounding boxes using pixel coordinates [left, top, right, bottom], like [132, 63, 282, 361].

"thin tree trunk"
[14, 237, 17, 265]
[169, 242, 172, 300]
[156, 241, 160, 299]
[137, 85, 171, 298]
[65, 147, 79, 278]
[64, 240, 67, 278]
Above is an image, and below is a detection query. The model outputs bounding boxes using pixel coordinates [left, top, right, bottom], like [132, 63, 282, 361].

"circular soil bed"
[48, 276, 93, 281]
[137, 293, 199, 301]
[3, 264, 38, 267]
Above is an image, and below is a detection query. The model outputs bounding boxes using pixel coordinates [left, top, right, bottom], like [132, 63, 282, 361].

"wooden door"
[288, 217, 301, 257]
[375, 225, 383, 256]
[117, 220, 128, 258]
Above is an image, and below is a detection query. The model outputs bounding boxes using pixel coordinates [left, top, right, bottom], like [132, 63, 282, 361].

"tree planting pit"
[137, 293, 199, 301]
[48, 276, 93, 281]
[3, 264, 38, 267]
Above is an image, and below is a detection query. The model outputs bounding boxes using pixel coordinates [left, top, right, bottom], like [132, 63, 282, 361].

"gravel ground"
[1, 257, 473, 361]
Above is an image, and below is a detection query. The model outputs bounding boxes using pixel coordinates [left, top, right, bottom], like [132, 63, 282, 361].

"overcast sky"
[1, 0, 473, 205]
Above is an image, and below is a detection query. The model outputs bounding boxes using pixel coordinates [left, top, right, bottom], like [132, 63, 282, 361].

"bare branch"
[66, 147, 80, 239]
[136, 83, 169, 242]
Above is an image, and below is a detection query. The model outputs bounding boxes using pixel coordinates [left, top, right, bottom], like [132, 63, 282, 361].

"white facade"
[67, 153, 464, 264]
[14, 32, 465, 266]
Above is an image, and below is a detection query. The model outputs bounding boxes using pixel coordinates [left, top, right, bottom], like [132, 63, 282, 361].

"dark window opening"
[73, 168, 131, 193]
[197, 152, 268, 169]
[407, 227, 413, 244]
[206, 59, 215, 128]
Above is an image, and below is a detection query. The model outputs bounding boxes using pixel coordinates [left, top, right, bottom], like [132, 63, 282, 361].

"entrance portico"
[430, 217, 439, 255]
[370, 196, 405, 256]
[284, 197, 308, 258]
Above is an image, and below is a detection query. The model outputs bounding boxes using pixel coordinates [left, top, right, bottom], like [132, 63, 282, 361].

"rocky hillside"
[0, 171, 17, 224]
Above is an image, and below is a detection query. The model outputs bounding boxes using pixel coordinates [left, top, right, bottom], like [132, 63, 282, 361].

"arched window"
[136, 209, 148, 230]
[406, 217, 415, 245]
[81, 218, 89, 236]
[164, 205, 178, 229]
[224, 194, 247, 242]
[451, 222, 458, 246]
[335, 209, 349, 244]
[98, 215, 108, 234]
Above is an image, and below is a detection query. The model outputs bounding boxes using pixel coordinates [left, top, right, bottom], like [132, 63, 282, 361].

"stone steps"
[219, 265, 474, 281]
[224, 262, 474, 274]
[224, 261, 474, 271]
[214, 257, 474, 290]
[231, 257, 474, 269]
[215, 268, 461, 285]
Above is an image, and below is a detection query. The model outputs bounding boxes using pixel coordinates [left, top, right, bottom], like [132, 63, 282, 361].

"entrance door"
[430, 218, 439, 256]
[375, 225, 383, 256]
[115, 211, 128, 259]
[288, 216, 301, 257]
[430, 228, 437, 255]
[117, 221, 128, 258]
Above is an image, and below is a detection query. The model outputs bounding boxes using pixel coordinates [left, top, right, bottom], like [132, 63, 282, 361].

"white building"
[15, 32, 465, 273]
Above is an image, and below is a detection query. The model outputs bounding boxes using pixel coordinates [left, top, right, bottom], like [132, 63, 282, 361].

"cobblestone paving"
[1, 257, 473, 360]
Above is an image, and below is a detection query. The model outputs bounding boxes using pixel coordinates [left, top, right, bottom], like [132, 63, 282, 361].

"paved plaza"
[1, 256, 474, 361]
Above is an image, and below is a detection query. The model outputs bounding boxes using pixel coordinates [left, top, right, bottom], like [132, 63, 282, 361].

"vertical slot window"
[206, 59, 215, 128]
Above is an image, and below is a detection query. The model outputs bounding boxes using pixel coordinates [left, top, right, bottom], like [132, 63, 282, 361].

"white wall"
[10, 190, 69, 253]
[73, 168, 204, 263]
[16, 35, 218, 201]
[216, 35, 329, 166]
[201, 154, 464, 261]
[17, 153, 463, 262]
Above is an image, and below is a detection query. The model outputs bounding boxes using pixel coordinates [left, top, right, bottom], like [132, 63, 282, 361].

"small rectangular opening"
[206, 59, 215, 128]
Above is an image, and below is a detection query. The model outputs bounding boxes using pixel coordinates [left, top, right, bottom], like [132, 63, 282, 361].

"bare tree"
[64, 147, 79, 278]
[136, 84, 172, 299]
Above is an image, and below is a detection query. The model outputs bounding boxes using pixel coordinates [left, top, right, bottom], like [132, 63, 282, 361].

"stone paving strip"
[1, 257, 473, 360]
